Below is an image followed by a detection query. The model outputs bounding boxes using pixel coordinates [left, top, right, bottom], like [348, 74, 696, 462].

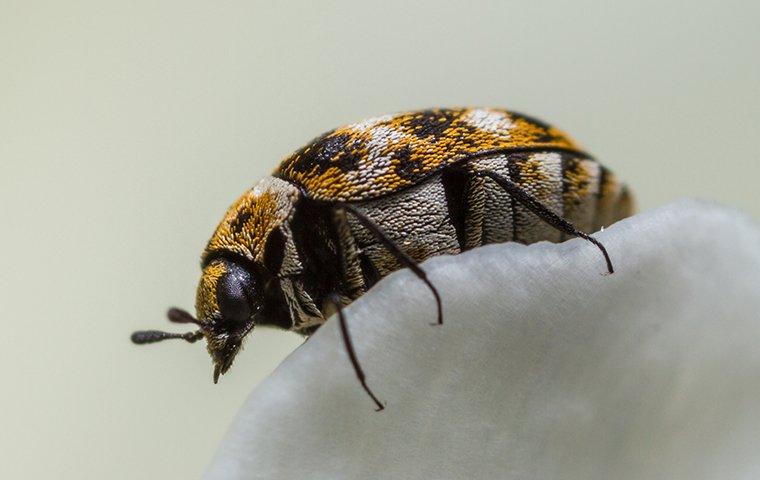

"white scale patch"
[344, 125, 404, 193]
[252, 176, 297, 199]
[346, 114, 393, 133]
[463, 108, 513, 134]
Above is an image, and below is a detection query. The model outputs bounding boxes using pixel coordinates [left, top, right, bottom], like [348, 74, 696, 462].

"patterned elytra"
[132, 107, 634, 410]
[275, 108, 581, 201]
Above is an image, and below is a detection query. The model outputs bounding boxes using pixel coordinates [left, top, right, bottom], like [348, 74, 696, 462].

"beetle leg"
[339, 203, 443, 326]
[328, 208, 384, 411]
[326, 292, 385, 412]
[470, 169, 614, 274]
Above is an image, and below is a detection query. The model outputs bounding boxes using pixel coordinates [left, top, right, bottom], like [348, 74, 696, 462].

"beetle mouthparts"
[213, 364, 221, 384]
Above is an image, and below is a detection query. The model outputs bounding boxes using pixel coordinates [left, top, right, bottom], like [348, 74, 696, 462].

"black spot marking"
[391, 145, 423, 180]
[286, 132, 332, 173]
[231, 209, 252, 234]
[286, 132, 364, 175]
[333, 147, 363, 173]
[406, 109, 459, 140]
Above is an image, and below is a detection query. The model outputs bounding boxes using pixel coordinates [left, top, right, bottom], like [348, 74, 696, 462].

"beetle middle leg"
[339, 202, 443, 325]
[325, 293, 385, 412]
[327, 206, 384, 411]
[327, 203, 444, 410]
[468, 168, 614, 274]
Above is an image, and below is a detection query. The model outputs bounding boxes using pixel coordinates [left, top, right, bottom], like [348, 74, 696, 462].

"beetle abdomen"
[349, 172, 461, 277]
[348, 150, 632, 277]
[466, 151, 633, 244]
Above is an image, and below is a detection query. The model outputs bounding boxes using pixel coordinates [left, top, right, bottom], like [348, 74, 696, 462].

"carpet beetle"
[132, 108, 634, 410]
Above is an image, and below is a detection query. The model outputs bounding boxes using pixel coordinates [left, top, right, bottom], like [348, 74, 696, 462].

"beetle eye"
[217, 263, 257, 324]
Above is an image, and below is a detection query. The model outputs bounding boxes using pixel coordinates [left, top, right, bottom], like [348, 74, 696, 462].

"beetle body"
[133, 108, 633, 393]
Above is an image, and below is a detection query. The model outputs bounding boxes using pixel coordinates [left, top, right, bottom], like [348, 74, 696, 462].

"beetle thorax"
[198, 176, 325, 334]
[202, 176, 300, 265]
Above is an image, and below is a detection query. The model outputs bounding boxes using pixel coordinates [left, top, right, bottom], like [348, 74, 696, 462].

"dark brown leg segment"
[341, 202, 444, 325]
[472, 169, 614, 274]
[328, 207, 385, 411]
[326, 292, 385, 412]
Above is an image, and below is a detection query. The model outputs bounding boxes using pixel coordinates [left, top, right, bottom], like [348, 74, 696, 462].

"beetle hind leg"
[470, 168, 615, 274]
[327, 203, 445, 411]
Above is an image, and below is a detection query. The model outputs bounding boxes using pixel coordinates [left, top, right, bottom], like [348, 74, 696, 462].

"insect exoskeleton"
[132, 107, 634, 410]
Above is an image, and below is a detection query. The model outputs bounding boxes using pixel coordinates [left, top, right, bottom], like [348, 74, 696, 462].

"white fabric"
[206, 200, 760, 480]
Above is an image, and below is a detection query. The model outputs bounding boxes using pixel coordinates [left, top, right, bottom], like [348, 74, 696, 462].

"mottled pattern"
[461, 151, 617, 244]
[345, 150, 632, 282]
[203, 177, 300, 264]
[275, 108, 582, 201]
[194, 108, 634, 343]
[467, 152, 566, 245]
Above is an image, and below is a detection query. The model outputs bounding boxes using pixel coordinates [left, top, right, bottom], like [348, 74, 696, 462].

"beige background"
[1, 1, 758, 478]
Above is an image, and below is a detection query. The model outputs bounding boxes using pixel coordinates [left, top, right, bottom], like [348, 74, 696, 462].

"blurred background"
[1, 1, 758, 478]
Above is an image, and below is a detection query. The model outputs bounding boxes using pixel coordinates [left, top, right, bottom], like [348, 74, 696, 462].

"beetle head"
[130, 257, 263, 382]
[130, 176, 299, 382]
[195, 257, 262, 382]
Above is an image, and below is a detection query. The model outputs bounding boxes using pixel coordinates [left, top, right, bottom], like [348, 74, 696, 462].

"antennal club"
[166, 307, 201, 325]
[130, 307, 205, 345]
[131, 329, 204, 344]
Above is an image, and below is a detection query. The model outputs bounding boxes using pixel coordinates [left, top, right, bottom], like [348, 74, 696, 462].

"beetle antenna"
[166, 307, 201, 325]
[131, 329, 204, 345]
[131, 307, 205, 345]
